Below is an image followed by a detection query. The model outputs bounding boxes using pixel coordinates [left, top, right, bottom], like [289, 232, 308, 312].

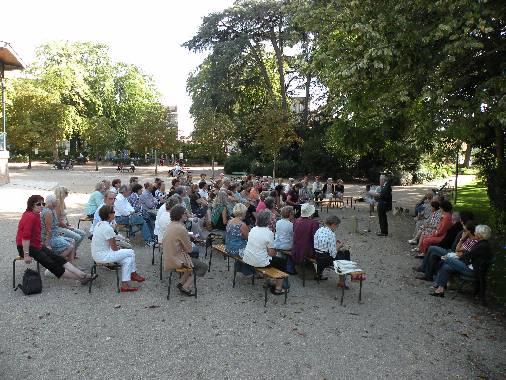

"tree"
[191, 108, 235, 178]
[82, 116, 115, 171]
[7, 78, 78, 166]
[184, 0, 296, 114]
[129, 103, 178, 174]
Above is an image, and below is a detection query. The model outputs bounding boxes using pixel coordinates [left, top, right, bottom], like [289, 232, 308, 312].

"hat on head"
[300, 203, 316, 218]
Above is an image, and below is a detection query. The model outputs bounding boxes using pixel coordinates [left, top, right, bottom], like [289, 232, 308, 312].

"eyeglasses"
[35, 202, 45, 206]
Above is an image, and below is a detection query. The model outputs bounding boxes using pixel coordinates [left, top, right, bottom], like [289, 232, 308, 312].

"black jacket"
[460, 240, 493, 274]
[378, 181, 392, 211]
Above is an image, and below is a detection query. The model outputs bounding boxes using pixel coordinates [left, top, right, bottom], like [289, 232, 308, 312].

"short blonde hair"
[232, 203, 247, 218]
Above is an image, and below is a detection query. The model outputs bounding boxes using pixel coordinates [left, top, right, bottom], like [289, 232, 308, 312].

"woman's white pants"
[93, 249, 137, 282]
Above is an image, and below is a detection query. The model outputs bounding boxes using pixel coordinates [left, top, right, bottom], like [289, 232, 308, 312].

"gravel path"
[0, 165, 504, 380]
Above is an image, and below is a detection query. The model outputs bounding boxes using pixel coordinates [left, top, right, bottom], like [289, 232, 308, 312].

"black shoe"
[430, 291, 444, 298]
[314, 275, 328, 281]
[412, 266, 423, 272]
[178, 286, 193, 297]
[376, 232, 388, 236]
[415, 275, 432, 281]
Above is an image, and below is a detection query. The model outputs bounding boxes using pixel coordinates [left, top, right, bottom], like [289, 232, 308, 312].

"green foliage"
[6, 41, 167, 159]
[224, 154, 249, 173]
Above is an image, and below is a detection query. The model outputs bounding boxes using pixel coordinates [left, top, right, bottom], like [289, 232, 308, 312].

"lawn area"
[455, 181, 506, 308]
[454, 180, 491, 223]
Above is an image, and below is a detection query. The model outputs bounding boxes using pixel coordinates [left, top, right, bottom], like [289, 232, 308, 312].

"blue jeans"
[415, 203, 425, 216]
[435, 257, 474, 287]
[116, 214, 153, 242]
[422, 246, 449, 280]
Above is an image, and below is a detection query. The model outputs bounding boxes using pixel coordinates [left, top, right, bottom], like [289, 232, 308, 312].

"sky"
[1, 0, 235, 136]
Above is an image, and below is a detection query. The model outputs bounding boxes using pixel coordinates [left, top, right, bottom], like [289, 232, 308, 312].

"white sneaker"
[44, 269, 56, 278]
[408, 239, 418, 245]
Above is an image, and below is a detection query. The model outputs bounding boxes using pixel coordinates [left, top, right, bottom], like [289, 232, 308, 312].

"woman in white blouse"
[91, 205, 145, 292]
[242, 210, 287, 295]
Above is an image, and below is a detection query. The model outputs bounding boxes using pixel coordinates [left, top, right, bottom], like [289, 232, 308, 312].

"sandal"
[80, 273, 98, 285]
[270, 288, 287, 295]
[178, 286, 194, 297]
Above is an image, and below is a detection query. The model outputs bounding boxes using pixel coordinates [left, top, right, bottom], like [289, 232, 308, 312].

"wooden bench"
[167, 267, 196, 300]
[12, 256, 40, 289]
[77, 215, 93, 229]
[88, 261, 121, 293]
[213, 244, 289, 307]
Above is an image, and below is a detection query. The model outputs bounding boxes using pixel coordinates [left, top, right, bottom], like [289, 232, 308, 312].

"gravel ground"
[0, 165, 504, 380]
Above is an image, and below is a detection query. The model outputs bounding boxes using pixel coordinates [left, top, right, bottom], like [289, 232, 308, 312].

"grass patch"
[455, 181, 506, 308]
[454, 181, 490, 224]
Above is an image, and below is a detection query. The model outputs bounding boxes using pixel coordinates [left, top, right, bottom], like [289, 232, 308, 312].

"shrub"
[224, 154, 249, 174]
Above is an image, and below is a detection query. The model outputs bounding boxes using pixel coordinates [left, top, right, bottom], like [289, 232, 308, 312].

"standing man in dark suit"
[376, 174, 392, 236]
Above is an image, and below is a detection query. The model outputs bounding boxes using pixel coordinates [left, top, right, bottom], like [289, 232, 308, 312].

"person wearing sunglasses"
[16, 195, 95, 284]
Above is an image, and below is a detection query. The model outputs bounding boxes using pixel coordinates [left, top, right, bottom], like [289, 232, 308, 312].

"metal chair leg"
[233, 262, 238, 288]
[264, 285, 268, 307]
[167, 271, 173, 300]
[227, 257, 230, 271]
[88, 264, 96, 294]
[284, 288, 288, 304]
[340, 281, 345, 305]
[12, 259, 16, 289]
[208, 246, 213, 272]
[160, 251, 164, 281]
[115, 266, 120, 293]
[193, 269, 197, 299]
[151, 244, 155, 265]
[302, 259, 306, 287]
[359, 278, 363, 302]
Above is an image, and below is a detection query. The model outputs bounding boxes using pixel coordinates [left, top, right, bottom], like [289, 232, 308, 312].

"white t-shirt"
[91, 221, 116, 260]
[242, 226, 274, 267]
[274, 218, 293, 250]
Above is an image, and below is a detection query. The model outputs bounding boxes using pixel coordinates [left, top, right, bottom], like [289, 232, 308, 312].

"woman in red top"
[16, 195, 95, 283]
[416, 200, 454, 257]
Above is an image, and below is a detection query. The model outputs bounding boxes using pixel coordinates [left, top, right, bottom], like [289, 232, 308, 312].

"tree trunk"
[95, 153, 99, 171]
[53, 141, 59, 160]
[463, 144, 472, 168]
[249, 43, 274, 97]
[27, 153, 32, 169]
[154, 149, 158, 175]
[211, 153, 215, 179]
[270, 27, 287, 114]
[273, 155, 276, 184]
[495, 125, 505, 163]
[303, 72, 311, 126]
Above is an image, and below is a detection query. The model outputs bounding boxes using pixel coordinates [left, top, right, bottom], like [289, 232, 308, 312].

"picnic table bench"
[212, 243, 289, 307]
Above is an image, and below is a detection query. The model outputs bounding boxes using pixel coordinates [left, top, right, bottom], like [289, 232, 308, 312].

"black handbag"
[15, 268, 42, 295]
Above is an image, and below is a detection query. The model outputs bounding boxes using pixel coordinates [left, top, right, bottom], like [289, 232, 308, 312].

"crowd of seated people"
[408, 194, 493, 299]
[15, 172, 359, 297]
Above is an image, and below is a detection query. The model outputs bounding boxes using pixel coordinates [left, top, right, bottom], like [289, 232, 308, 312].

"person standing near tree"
[375, 174, 392, 236]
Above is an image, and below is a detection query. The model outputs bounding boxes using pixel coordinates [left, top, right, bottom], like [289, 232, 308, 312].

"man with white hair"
[375, 174, 392, 236]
